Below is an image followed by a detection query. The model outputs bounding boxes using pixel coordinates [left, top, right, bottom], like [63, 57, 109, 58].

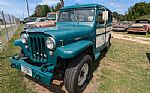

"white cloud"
[108, 2, 115, 6]
[108, 1, 125, 8]
[107, 1, 126, 14]
[0, 1, 24, 17]
[39, 0, 60, 5]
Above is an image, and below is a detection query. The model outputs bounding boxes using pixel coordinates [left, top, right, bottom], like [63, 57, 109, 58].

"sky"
[0, 0, 149, 19]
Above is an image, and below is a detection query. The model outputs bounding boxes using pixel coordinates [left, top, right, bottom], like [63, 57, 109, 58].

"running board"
[95, 52, 100, 60]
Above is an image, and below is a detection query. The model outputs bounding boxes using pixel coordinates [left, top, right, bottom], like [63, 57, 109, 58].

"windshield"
[135, 20, 150, 23]
[58, 8, 95, 22]
[36, 18, 46, 22]
[47, 14, 56, 20]
[27, 18, 37, 22]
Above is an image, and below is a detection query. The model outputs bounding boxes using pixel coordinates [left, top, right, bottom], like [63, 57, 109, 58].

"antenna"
[60, 0, 64, 7]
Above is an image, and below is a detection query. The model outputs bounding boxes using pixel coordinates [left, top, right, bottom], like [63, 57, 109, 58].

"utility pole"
[60, 0, 64, 7]
[25, 0, 30, 17]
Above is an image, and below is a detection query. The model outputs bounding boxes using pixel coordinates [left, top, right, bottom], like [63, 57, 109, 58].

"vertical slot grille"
[29, 36, 47, 63]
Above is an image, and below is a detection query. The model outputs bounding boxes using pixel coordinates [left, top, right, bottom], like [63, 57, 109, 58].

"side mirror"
[102, 11, 108, 21]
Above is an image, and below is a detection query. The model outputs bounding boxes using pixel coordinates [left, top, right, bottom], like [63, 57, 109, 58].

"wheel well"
[55, 45, 94, 74]
[80, 45, 94, 61]
[56, 45, 94, 67]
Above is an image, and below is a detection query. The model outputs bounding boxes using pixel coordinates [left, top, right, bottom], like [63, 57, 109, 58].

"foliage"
[112, 12, 123, 21]
[138, 15, 150, 19]
[54, 3, 61, 12]
[34, 5, 51, 17]
[31, 2, 62, 17]
[113, 2, 150, 21]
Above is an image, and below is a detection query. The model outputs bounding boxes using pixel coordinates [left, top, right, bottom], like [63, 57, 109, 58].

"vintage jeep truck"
[10, 4, 112, 93]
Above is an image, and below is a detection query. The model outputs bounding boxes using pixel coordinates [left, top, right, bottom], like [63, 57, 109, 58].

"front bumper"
[10, 55, 54, 86]
[127, 29, 147, 33]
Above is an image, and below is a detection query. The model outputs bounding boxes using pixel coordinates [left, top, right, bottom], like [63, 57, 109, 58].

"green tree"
[114, 2, 150, 21]
[54, 3, 61, 12]
[34, 5, 51, 17]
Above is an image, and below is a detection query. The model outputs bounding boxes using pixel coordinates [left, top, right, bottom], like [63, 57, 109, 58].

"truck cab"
[10, 4, 112, 93]
[47, 12, 58, 22]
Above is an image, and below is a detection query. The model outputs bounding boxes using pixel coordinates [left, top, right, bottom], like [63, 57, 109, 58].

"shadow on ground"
[146, 52, 150, 63]
[127, 32, 147, 35]
[93, 50, 108, 72]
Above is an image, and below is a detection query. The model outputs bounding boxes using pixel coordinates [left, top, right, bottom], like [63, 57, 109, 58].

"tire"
[146, 30, 149, 35]
[127, 31, 130, 34]
[64, 54, 93, 93]
[146, 32, 148, 35]
[19, 49, 25, 57]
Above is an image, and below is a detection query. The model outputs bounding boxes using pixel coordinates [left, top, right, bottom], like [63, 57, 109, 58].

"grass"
[0, 24, 35, 93]
[95, 38, 150, 93]
[0, 24, 150, 93]
[0, 27, 14, 37]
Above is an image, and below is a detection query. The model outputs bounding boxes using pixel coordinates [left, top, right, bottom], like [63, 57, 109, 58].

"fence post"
[8, 14, 14, 34]
[0, 40, 2, 53]
[2, 11, 9, 41]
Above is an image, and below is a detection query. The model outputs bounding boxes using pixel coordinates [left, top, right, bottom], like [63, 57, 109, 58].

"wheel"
[146, 31, 149, 35]
[19, 49, 25, 57]
[64, 54, 93, 93]
[127, 31, 130, 34]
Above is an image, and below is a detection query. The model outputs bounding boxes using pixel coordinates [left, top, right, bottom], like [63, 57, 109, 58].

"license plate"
[21, 65, 32, 76]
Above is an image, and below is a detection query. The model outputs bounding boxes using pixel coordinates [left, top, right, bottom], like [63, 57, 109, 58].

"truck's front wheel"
[64, 54, 93, 93]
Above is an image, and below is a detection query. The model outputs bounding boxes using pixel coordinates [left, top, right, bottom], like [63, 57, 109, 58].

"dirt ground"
[23, 65, 101, 93]
[112, 33, 150, 45]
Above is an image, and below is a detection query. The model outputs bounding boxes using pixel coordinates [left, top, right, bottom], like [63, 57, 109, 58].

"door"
[96, 9, 106, 49]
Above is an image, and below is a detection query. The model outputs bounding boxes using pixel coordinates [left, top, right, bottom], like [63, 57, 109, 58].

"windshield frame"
[58, 8, 95, 22]
[47, 14, 56, 20]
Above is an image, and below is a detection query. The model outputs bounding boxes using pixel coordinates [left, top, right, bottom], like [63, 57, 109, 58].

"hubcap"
[78, 63, 89, 86]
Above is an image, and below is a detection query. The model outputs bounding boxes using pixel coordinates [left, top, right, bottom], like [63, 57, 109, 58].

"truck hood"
[26, 22, 36, 25]
[27, 24, 93, 44]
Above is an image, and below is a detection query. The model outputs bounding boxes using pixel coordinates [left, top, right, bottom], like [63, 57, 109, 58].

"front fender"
[14, 39, 28, 55]
[56, 40, 93, 59]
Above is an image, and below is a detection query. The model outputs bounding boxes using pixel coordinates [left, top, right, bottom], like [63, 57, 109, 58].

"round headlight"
[21, 33, 28, 43]
[46, 37, 56, 50]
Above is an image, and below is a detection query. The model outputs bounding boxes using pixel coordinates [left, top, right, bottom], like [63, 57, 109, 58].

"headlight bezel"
[46, 37, 56, 50]
[20, 33, 28, 44]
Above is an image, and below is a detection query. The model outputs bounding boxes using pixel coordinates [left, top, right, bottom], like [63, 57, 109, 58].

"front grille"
[28, 35, 48, 63]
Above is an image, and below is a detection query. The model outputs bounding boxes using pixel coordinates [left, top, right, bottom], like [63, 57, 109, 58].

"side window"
[96, 9, 105, 35]
[96, 10, 105, 25]
[108, 11, 112, 23]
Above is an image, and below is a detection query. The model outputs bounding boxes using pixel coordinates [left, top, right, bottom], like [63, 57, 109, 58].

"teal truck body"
[10, 4, 112, 93]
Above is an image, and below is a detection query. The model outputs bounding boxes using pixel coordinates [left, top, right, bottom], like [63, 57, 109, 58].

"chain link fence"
[0, 11, 20, 53]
